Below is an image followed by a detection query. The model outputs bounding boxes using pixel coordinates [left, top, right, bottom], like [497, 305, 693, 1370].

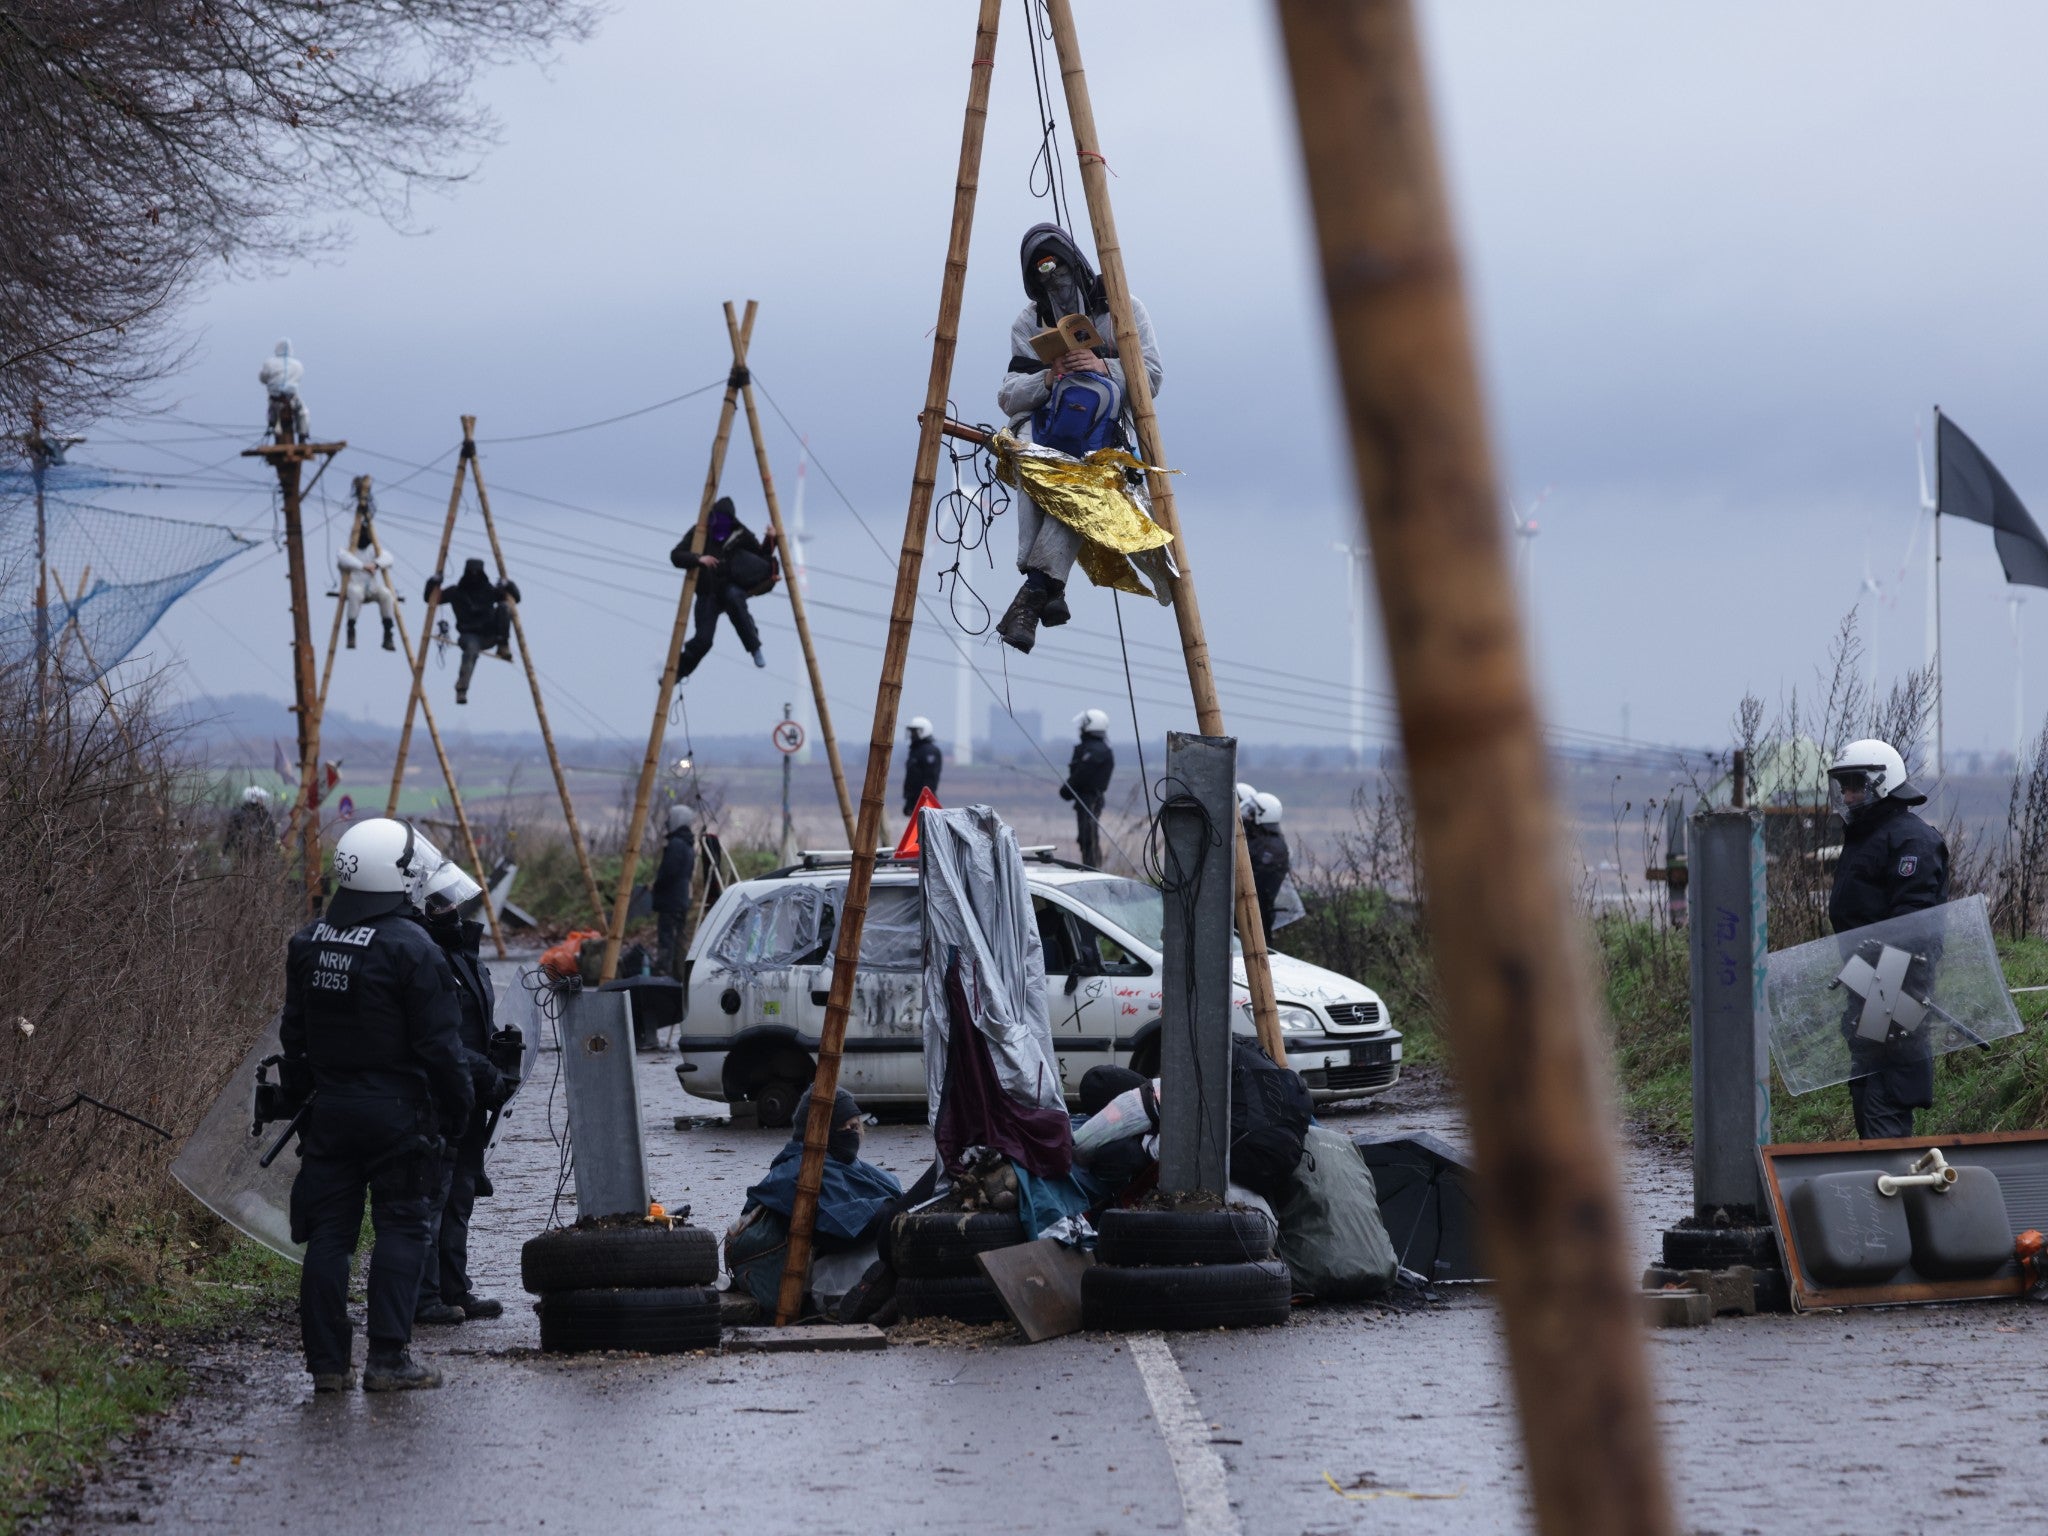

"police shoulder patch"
[1897, 855, 1919, 877]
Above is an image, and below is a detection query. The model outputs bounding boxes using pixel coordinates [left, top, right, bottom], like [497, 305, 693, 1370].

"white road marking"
[1128, 1332, 1242, 1536]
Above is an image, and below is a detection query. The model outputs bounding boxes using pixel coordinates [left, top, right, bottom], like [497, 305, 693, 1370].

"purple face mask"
[708, 504, 737, 544]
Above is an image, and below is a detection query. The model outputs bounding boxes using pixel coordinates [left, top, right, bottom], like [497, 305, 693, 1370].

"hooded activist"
[1827, 737, 1949, 1140]
[670, 495, 774, 677]
[993, 224, 1164, 654]
[1060, 708, 1116, 870]
[902, 717, 944, 816]
[337, 519, 398, 653]
[1245, 791, 1292, 945]
[425, 558, 518, 706]
[723, 1086, 905, 1316]
[651, 802, 698, 979]
[259, 338, 308, 442]
[414, 860, 519, 1328]
[277, 817, 473, 1392]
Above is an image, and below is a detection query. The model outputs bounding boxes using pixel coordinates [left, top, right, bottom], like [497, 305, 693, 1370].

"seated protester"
[993, 222, 1163, 654]
[724, 1088, 902, 1314]
[425, 558, 518, 706]
[670, 496, 772, 677]
[1072, 1065, 1158, 1199]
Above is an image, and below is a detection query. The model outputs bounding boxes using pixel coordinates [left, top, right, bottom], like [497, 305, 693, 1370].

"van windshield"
[1060, 877, 1241, 955]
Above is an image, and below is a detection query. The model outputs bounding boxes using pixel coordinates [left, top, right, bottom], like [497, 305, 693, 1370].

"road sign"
[773, 720, 806, 755]
[337, 794, 355, 821]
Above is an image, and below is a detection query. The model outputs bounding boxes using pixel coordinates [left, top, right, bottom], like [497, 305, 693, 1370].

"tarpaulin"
[990, 428, 1178, 602]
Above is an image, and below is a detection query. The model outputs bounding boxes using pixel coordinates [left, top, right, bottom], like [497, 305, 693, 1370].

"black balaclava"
[792, 1086, 864, 1163]
[456, 556, 492, 593]
[423, 902, 463, 947]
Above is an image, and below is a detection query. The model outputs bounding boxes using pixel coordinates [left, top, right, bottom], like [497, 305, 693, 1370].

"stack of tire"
[522, 1223, 723, 1354]
[1081, 1207, 1292, 1331]
[889, 1210, 1026, 1324]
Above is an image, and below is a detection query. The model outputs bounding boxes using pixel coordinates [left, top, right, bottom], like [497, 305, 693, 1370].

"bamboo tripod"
[296, 472, 509, 959]
[598, 302, 857, 980]
[387, 418, 606, 930]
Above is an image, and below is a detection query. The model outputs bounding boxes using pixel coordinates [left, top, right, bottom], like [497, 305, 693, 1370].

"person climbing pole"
[902, 717, 944, 816]
[670, 495, 774, 678]
[994, 224, 1162, 654]
[425, 558, 517, 706]
[338, 519, 398, 652]
[1060, 708, 1116, 870]
[259, 338, 309, 443]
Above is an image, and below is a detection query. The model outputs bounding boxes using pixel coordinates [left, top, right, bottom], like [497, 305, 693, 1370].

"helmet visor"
[1828, 764, 1887, 822]
[423, 862, 483, 913]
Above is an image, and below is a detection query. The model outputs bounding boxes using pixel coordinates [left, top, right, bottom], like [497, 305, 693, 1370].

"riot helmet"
[1827, 737, 1923, 825]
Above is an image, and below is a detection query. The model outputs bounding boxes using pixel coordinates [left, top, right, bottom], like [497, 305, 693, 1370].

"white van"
[673, 851, 1402, 1127]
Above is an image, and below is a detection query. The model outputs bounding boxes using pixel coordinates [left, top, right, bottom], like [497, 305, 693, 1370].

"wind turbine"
[1507, 485, 1554, 619]
[789, 438, 815, 764]
[1333, 539, 1371, 767]
[1916, 420, 1941, 771]
[2012, 593, 2026, 762]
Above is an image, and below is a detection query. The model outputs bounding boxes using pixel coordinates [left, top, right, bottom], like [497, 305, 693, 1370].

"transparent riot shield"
[170, 1012, 306, 1264]
[1762, 893, 2022, 1095]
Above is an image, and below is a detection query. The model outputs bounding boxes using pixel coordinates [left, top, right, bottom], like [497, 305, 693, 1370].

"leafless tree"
[0, 0, 599, 431]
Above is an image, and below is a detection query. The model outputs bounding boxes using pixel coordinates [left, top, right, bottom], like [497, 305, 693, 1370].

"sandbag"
[1272, 1124, 1398, 1301]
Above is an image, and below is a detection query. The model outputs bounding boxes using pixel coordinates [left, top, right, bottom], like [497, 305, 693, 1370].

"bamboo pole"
[1272, 4, 1675, 1533]
[775, 0, 1002, 1325]
[598, 305, 758, 982]
[49, 568, 138, 761]
[463, 422, 607, 922]
[387, 425, 471, 816]
[723, 309, 860, 847]
[1042, 0, 1285, 1063]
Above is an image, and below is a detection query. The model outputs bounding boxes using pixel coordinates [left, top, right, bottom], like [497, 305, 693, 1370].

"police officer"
[1060, 709, 1115, 869]
[651, 803, 698, 979]
[902, 717, 944, 815]
[415, 860, 516, 1326]
[1827, 737, 1948, 1140]
[279, 817, 473, 1392]
[1244, 791, 1291, 945]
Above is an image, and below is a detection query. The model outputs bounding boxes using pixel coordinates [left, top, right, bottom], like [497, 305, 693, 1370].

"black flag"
[1937, 412, 2048, 588]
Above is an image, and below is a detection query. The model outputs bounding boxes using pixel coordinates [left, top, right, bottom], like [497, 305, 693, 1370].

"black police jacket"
[669, 525, 772, 593]
[280, 908, 474, 1131]
[1062, 737, 1115, 804]
[1828, 797, 1949, 935]
[1247, 822, 1291, 914]
[442, 933, 504, 1106]
[902, 738, 944, 814]
[651, 828, 696, 913]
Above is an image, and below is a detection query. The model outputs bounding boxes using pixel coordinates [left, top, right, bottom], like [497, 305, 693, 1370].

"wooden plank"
[977, 1238, 1092, 1343]
[724, 1324, 886, 1353]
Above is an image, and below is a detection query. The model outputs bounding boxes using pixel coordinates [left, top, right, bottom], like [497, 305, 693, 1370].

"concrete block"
[1683, 1265, 1759, 1317]
[1641, 1288, 1714, 1329]
[725, 1324, 887, 1353]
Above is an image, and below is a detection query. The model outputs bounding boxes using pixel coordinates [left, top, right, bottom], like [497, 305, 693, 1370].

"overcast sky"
[74, 1, 2048, 768]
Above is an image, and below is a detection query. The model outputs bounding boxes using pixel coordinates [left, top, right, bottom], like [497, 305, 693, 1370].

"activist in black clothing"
[902, 718, 944, 815]
[671, 496, 772, 677]
[1246, 817, 1291, 945]
[651, 803, 698, 978]
[1061, 709, 1115, 870]
[415, 862, 515, 1325]
[426, 558, 519, 705]
[279, 817, 472, 1392]
[1826, 738, 1949, 1140]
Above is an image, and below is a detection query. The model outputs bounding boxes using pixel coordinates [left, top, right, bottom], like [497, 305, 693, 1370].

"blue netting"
[0, 481, 255, 685]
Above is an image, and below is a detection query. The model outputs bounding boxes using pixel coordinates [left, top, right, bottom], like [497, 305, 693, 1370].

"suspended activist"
[651, 803, 698, 980]
[337, 518, 397, 653]
[259, 338, 308, 443]
[1060, 709, 1115, 870]
[426, 558, 517, 706]
[993, 224, 1165, 654]
[902, 716, 944, 816]
[671, 495, 775, 677]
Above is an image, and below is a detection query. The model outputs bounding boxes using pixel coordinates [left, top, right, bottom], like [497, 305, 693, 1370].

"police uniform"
[419, 919, 505, 1315]
[1246, 820, 1291, 944]
[1061, 735, 1115, 869]
[281, 906, 472, 1379]
[1829, 795, 1949, 1139]
[902, 735, 944, 815]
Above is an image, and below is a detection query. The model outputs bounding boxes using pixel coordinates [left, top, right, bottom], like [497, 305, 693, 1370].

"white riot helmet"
[667, 802, 697, 834]
[327, 817, 443, 924]
[241, 785, 272, 807]
[1827, 738, 1923, 823]
[421, 859, 482, 914]
[1235, 781, 1258, 820]
[1250, 791, 1284, 827]
[906, 716, 934, 741]
[1075, 708, 1110, 738]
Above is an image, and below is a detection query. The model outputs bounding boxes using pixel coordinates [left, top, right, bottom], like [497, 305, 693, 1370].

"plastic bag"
[539, 928, 603, 980]
[1072, 1081, 1159, 1163]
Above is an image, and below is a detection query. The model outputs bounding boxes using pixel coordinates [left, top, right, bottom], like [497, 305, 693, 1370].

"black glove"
[422, 574, 442, 602]
[1059, 785, 1074, 803]
[277, 1054, 314, 1111]
[500, 579, 522, 604]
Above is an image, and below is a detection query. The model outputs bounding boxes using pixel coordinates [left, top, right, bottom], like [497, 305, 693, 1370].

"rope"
[476, 380, 728, 444]
[1022, 0, 1076, 235]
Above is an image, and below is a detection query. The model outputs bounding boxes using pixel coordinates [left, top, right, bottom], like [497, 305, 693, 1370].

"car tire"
[535, 1286, 722, 1354]
[1081, 1260, 1293, 1332]
[1661, 1224, 1777, 1272]
[888, 1211, 1026, 1279]
[520, 1225, 719, 1295]
[1095, 1208, 1277, 1268]
[753, 1078, 803, 1130]
[896, 1273, 1011, 1325]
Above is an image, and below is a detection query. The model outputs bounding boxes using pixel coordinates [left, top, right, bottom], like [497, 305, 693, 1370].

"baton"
[258, 1093, 315, 1168]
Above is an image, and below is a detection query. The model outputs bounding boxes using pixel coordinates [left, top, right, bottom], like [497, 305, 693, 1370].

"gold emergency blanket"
[991, 429, 1178, 601]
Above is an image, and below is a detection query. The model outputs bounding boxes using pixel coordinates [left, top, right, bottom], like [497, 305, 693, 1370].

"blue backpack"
[1032, 369, 1125, 458]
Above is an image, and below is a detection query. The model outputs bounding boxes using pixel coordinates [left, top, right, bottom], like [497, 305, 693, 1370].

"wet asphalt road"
[41, 986, 2048, 1535]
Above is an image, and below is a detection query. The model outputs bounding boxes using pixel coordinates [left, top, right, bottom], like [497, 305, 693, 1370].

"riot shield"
[170, 1012, 306, 1264]
[1762, 894, 2022, 1095]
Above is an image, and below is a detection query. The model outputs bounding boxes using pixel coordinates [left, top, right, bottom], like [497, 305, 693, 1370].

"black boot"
[415, 1299, 465, 1326]
[381, 619, 396, 652]
[997, 581, 1053, 654]
[311, 1368, 357, 1393]
[363, 1349, 442, 1392]
[1041, 583, 1071, 627]
[458, 1293, 504, 1321]
[345, 619, 357, 650]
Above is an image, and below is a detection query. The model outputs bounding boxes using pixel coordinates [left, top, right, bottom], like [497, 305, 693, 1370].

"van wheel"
[753, 1078, 803, 1129]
